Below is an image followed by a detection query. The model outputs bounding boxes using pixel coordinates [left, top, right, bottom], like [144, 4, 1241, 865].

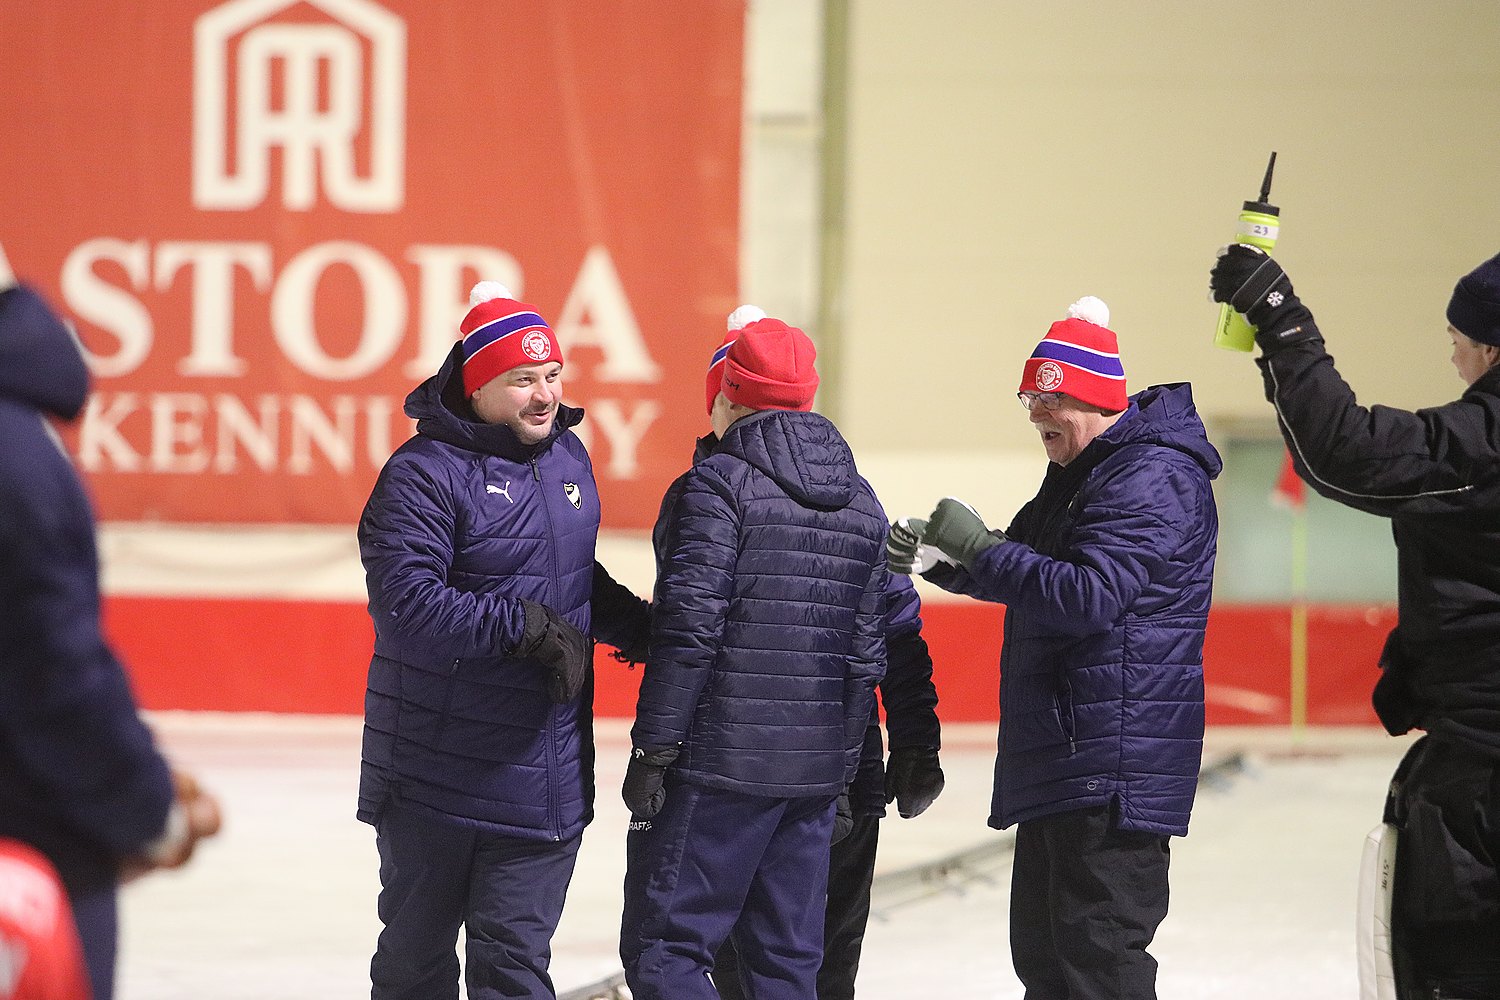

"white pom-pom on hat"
[1066, 295, 1110, 329]
[469, 281, 515, 307]
[727, 304, 767, 331]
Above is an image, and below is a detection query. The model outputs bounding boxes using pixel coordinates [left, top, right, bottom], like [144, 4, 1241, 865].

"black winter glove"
[830, 789, 854, 845]
[515, 599, 591, 704]
[608, 621, 651, 669]
[921, 498, 1004, 570]
[1209, 244, 1322, 353]
[884, 746, 945, 819]
[1372, 633, 1423, 737]
[610, 647, 648, 669]
[622, 746, 679, 818]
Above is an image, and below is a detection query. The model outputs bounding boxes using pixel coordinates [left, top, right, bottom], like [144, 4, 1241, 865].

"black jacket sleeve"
[879, 575, 940, 751]
[589, 561, 651, 659]
[1257, 340, 1500, 518]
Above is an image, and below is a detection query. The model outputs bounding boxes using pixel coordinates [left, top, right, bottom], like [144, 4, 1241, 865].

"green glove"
[922, 497, 1003, 569]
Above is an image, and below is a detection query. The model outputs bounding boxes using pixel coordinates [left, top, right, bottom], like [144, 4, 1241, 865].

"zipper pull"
[531, 457, 541, 482]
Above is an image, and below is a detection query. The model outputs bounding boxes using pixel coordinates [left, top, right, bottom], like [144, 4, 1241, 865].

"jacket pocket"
[1054, 675, 1077, 755]
[432, 658, 461, 744]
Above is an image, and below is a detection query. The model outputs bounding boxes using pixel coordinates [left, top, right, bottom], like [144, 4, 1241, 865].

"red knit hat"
[459, 281, 563, 396]
[1018, 296, 1127, 412]
[705, 304, 768, 414]
[721, 316, 819, 411]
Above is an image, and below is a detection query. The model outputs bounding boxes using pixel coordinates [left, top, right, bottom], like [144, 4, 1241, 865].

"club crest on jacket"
[564, 483, 582, 509]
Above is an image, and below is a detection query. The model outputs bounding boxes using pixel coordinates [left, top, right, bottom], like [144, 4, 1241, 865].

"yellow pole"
[1289, 501, 1309, 739]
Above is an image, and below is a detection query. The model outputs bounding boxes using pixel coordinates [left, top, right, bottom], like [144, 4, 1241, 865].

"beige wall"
[828, 1, 1500, 522]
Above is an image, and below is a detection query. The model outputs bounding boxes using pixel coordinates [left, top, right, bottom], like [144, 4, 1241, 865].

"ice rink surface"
[119, 714, 1417, 999]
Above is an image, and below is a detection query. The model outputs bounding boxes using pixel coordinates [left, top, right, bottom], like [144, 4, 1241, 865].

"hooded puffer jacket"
[932, 383, 1221, 836]
[632, 410, 889, 797]
[0, 286, 174, 894]
[655, 436, 938, 816]
[358, 344, 607, 842]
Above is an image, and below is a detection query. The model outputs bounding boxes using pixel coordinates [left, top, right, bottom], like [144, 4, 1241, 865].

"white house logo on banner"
[192, 0, 406, 212]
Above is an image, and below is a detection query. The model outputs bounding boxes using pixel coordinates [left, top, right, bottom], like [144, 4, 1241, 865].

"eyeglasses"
[1017, 391, 1067, 411]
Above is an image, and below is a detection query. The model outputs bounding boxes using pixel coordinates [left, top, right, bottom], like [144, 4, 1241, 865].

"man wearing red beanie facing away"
[1210, 245, 1500, 999]
[618, 313, 889, 1000]
[639, 308, 945, 1000]
[357, 282, 649, 999]
[889, 297, 1221, 1000]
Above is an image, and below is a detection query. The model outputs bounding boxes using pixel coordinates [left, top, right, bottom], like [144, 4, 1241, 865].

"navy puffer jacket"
[931, 383, 1220, 836]
[656, 436, 939, 815]
[0, 286, 174, 894]
[358, 344, 643, 842]
[633, 410, 889, 797]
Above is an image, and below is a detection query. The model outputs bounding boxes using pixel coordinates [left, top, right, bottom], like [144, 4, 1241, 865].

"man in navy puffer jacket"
[618, 313, 889, 1000]
[654, 315, 945, 1000]
[891, 297, 1220, 1000]
[358, 282, 649, 1000]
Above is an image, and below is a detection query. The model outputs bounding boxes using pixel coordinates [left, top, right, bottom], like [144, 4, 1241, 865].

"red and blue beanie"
[459, 282, 562, 396]
[1447, 251, 1500, 348]
[722, 314, 819, 412]
[705, 304, 767, 414]
[1018, 296, 1127, 413]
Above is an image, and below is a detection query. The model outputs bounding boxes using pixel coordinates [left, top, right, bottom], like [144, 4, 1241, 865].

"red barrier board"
[106, 595, 1390, 726]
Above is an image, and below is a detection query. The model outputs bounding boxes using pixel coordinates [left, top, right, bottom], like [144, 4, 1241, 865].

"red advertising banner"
[0, 0, 743, 527]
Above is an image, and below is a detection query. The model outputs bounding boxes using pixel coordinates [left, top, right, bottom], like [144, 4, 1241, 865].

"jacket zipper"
[434, 658, 460, 742]
[1058, 674, 1077, 755]
[533, 454, 563, 840]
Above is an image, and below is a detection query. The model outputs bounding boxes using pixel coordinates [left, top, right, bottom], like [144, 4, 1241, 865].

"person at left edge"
[358, 282, 650, 1000]
[0, 283, 222, 1000]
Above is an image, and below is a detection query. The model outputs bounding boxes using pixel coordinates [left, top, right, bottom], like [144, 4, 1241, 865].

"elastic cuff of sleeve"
[143, 802, 189, 865]
[1255, 318, 1322, 354]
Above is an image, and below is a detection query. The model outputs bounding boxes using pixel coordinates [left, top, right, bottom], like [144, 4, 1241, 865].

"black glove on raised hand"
[884, 746, 945, 819]
[922, 498, 1004, 569]
[1209, 244, 1321, 352]
[515, 599, 591, 704]
[831, 789, 854, 845]
[622, 746, 680, 818]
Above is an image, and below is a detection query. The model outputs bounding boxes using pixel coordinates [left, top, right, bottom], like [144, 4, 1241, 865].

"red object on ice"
[1272, 449, 1307, 511]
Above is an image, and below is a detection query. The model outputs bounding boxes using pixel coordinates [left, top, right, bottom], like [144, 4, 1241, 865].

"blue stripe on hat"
[463, 311, 548, 359]
[709, 342, 733, 370]
[1031, 341, 1125, 378]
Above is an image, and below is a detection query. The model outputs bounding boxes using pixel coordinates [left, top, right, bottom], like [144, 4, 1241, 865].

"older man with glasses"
[888, 296, 1221, 1000]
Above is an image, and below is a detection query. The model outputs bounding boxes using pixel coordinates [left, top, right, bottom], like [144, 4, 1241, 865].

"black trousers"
[622, 784, 834, 1000]
[714, 813, 880, 999]
[370, 803, 581, 1000]
[1009, 805, 1170, 1000]
[1388, 736, 1500, 999]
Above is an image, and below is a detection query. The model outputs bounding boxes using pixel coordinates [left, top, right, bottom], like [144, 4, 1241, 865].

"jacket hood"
[715, 409, 857, 508]
[1098, 382, 1222, 479]
[405, 342, 582, 460]
[0, 285, 90, 420]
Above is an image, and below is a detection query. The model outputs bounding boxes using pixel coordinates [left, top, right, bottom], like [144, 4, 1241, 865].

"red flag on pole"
[1271, 448, 1307, 511]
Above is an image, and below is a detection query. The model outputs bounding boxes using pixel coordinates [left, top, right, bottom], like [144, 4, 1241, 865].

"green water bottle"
[1214, 152, 1280, 352]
